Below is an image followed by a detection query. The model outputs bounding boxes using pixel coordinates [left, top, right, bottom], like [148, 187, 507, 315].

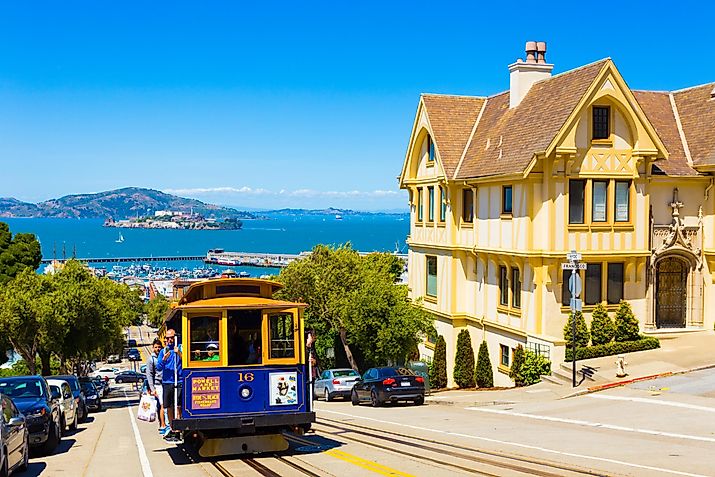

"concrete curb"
[561, 363, 715, 399]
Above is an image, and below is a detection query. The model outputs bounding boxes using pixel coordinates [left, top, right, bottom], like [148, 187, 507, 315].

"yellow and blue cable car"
[163, 278, 315, 456]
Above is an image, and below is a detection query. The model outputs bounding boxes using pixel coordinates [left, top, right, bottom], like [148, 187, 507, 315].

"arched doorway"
[655, 257, 688, 328]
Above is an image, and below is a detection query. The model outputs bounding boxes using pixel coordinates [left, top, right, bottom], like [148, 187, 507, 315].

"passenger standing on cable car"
[156, 328, 183, 442]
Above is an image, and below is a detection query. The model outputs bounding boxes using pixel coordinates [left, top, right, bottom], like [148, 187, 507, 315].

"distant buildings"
[400, 41, 715, 387]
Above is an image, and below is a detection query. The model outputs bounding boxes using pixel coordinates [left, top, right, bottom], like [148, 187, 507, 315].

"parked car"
[114, 371, 144, 384]
[46, 379, 79, 433]
[0, 393, 29, 475]
[91, 376, 109, 398]
[314, 368, 361, 401]
[127, 339, 137, 348]
[0, 376, 62, 454]
[351, 367, 425, 407]
[52, 375, 88, 424]
[91, 367, 118, 380]
[78, 379, 102, 412]
[139, 364, 147, 374]
[106, 355, 121, 364]
[127, 349, 141, 362]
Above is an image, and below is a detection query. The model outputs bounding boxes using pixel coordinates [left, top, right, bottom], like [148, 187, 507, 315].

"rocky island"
[104, 211, 242, 230]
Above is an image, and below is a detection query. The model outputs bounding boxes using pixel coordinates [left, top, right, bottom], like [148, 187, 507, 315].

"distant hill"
[0, 187, 255, 220]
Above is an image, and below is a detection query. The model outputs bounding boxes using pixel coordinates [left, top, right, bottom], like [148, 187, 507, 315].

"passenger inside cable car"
[227, 310, 263, 365]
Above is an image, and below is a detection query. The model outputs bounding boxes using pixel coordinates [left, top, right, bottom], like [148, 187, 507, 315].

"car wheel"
[59, 416, 66, 436]
[97, 400, 103, 412]
[1, 453, 8, 477]
[413, 395, 424, 406]
[351, 389, 360, 406]
[70, 410, 78, 431]
[324, 388, 332, 402]
[370, 389, 381, 408]
[116, 378, 123, 384]
[79, 403, 88, 423]
[42, 420, 60, 455]
[18, 436, 29, 472]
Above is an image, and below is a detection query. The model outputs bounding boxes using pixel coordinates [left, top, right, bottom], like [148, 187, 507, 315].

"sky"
[1, 1, 713, 211]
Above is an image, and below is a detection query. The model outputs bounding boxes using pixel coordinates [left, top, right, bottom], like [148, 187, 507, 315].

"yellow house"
[399, 41, 715, 387]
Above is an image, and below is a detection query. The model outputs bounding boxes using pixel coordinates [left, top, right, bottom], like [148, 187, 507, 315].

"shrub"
[563, 311, 590, 348]
[565, 336, 659, 361]
[590, 303, 615, 345]
[453, 330, 475, 388]
[520, 350, 551, 386]
[509, 345, 526, 386]
[614, 301, 640, 342]
[475, 341, 493, 388]
[430, 335, 448, 389]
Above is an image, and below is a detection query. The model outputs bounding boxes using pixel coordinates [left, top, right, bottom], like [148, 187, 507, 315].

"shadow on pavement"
[14, 461, 47, 477]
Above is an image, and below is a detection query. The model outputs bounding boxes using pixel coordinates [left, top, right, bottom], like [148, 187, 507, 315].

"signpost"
[563, 250, 586, 387]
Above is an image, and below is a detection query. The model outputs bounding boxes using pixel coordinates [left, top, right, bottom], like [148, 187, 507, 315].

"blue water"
[2, 215, 409, 274]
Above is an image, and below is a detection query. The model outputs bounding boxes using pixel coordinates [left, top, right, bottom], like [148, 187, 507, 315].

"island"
[104, 211, 242, 230]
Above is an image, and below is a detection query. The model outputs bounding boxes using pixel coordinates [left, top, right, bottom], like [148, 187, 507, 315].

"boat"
[115, 232, 124, 243]
[335, 214, 342, 220]
[239, 271, 250, 278]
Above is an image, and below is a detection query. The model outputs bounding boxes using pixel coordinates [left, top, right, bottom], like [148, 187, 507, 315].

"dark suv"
[0, 376, 62, 454]
[127, 348, 141, 361]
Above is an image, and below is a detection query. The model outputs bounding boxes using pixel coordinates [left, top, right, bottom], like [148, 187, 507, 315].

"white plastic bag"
[137, 394, 157, 422]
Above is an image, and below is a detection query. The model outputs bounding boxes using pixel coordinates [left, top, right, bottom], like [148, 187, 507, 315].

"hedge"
[565, 336, 659, 361]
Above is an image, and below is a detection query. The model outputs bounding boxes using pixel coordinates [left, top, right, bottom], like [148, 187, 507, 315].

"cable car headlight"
[239, 385, 253, 400]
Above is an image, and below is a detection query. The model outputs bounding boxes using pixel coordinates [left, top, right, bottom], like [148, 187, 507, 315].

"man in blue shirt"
[156, 328, 183, 442]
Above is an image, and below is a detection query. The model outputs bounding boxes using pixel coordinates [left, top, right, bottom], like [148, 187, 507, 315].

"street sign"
[569, 273, 582, 297]
[566, 251, 582, 262]
[561, 262, 587, 270]
[570, 298, 583, 312]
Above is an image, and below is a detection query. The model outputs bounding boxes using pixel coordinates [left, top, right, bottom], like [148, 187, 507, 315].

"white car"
[91, 368, 119, 380]
[46, 379, 79, 433]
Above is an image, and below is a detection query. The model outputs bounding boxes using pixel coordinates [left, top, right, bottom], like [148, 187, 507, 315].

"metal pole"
[572, 268, 577, 388]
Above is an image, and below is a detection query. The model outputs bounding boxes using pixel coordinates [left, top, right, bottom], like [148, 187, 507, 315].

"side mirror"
[8, 416, 25, 427]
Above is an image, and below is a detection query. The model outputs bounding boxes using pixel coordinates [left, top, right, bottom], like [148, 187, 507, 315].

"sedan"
[127, 349, 141, 362]
[314, 368, 360, 402]
[351, 367, 425, 407]
[0, 393, 29, 476]
[91, 368, 118, 380]
[106, 355, 121, 364]
[78, 380, 102, 412]
[114, 371, 144, 384]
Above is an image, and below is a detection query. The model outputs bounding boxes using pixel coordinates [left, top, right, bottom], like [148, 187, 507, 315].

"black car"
[115, 371, 144, 384]
[78, 379, 102, 412]
[127, 348, 141, 361]
[351, 367, 425, 407]
[91, 376, 109, 398]
[0, 376, 62, 454]
[52, 375, 88, 423]
[1, 393, 29, 475]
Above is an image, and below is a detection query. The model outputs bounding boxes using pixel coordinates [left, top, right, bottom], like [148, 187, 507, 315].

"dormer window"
[427, 135, 436, 163]
[592, 106, 610, 140]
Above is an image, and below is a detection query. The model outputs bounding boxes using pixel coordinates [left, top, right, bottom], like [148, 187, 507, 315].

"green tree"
[475, 341, 494, 388]
[509, 344, 526, 385]
[614, 300, 640, 342]
[590, 303, 615, 345]
[145, 294, 170, 328]
[453, 329, 475, 388]
[0, 222, 42, 285]
[429, 335, 448, 389]
[563, 311, 590, 348]
[277, 244, 433, 371]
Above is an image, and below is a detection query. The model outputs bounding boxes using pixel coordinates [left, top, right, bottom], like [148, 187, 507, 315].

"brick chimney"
[508, 41, 553, 108]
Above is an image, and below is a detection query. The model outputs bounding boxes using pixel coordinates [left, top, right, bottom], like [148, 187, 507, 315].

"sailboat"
[116, 232, 125, 243]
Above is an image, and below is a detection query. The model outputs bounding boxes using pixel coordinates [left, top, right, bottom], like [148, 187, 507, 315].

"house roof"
[421, 94, 485, 178]
[415, 59, 713, 180]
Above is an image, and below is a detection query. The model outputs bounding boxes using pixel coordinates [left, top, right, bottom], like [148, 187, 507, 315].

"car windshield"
[81, 382, 96, 393]
[378, 367, 414, 378]
[0, 379, 43, 398]
[333, 370, 359, 378]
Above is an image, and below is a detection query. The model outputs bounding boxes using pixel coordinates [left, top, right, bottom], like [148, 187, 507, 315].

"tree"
[430, 335, 448, 389]
[614, 300, 640, 342]
[475, 341, 494, 388]
[277, 244, 433, 371]
[590, 303, 615, 345]
[453, 329, 475, 388]
[145, 294, 170, 328]
[509, 344, 526, 386]
[0, 222, 42, 285]
[563, 311, 590, 348]
[519, 349, 551, 386]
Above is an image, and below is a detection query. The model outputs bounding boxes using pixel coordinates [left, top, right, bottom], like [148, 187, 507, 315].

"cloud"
[164, 186, 398, 199]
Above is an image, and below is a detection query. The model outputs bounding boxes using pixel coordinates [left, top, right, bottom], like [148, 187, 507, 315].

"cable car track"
[312, 417, 606, 477]
[210, 454, 323, 477]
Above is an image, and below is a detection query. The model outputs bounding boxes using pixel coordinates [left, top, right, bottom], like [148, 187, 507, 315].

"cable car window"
[227, 309, 262, 365]
[269, 313, 295, 359]
[189, 315, 221, 362]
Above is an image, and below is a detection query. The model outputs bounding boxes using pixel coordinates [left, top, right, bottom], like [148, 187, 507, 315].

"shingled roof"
[421, 95, 485, 178]
[414, 59, 714, 180]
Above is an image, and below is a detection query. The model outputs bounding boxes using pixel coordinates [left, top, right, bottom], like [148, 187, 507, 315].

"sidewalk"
[426, 329, 715, 407]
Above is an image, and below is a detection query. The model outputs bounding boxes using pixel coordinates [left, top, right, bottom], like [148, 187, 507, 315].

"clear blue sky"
[1, 1, 712, 211]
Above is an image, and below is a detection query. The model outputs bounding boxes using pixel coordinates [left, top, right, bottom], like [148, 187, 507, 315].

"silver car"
[314, 368, 361, 401]
[46, 379, 79, 433]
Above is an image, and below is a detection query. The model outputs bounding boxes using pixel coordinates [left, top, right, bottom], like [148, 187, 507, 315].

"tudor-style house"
[399, 41, 715, 387]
